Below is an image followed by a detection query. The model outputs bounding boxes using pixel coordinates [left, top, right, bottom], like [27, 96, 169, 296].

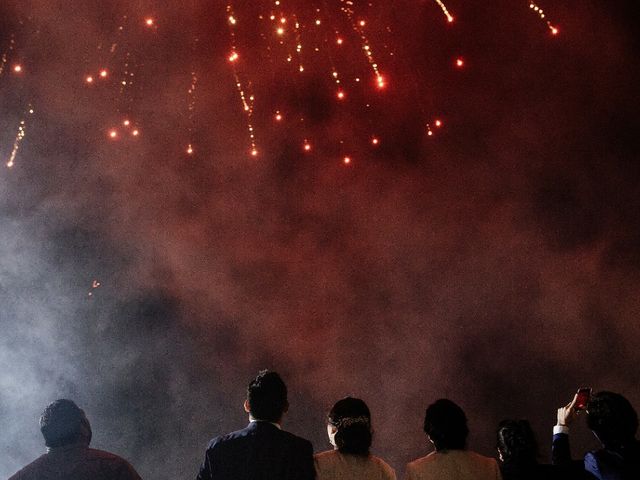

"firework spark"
[6, 108, 32, 168]
[433, 0, 455, 23]
[529, 2, 559, 35]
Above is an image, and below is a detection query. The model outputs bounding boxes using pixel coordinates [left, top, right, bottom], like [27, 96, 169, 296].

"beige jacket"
[405, 449, 501, 480]
[315, 449, 397, 480]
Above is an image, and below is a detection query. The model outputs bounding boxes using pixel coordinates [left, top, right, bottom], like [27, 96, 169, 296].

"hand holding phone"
[575, 387, 592, 411]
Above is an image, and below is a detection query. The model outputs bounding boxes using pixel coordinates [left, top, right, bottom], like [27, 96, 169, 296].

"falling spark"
[339, 1, 386, 91]
[343, 156, 351, 164]
[529, 2, 559, 35]
[13, 64, 22, 73]
[99, 69, 108, 78]
[145, 17, 154, 27]
[88, 279, 101, 297]
[6, 120, 26, 168]
[456, 57, 464, 67]
[227, 4, 258, 155]
[433, 0, 455, 23]
[0, 35, 16, 77]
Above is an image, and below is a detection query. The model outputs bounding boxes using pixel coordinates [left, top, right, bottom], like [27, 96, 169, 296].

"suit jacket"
[553, 433, 640, 480]
[501, 460, 595, 480]
[196, 421, 315, 480]
[405, 449, 502, 480]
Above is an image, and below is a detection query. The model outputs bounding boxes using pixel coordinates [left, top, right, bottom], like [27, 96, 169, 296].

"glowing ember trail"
[529, 2, 559, 35]
[433, 0, 454, 23]
[0, 36, 16, 77]
[6, 109, 31, 168]
[226, 4, 258, 156]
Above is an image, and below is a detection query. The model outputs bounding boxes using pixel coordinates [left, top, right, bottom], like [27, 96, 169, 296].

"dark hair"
[247, 370, 288, 423]
[496, 419, 538, 465]
[423, 399, 469, 450]
[587, 391, 638, 448]
[328, 397, 372, 456]
[39, 399, 89, 448]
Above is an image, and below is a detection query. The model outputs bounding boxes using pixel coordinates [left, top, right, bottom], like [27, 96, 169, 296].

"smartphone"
[575, 387, 592, 411]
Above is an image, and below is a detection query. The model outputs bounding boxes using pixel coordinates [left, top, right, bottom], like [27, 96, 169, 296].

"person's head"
[244, 370, 288, 423]
[587, 391, 638, 448]
[39, 399, 92, 448]
[496, 419, 538, 465]
[423, 399, 469, 451]
[327, 397, 372, 456]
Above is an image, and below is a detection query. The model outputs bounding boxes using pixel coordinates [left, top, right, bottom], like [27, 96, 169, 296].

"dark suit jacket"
[196, 421, 315, 480]
[552, 433, 639, 480]
[501, 460, 594, 480]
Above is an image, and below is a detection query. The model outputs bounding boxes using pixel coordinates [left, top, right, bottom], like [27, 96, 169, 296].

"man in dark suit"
[552, 391, 639, 480]
[196, 370, 315, 480]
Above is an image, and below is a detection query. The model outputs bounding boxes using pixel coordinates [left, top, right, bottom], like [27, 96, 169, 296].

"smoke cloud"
[1, 1, 639, 478]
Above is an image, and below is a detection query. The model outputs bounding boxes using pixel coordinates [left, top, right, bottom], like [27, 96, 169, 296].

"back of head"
[423, 399, 469, 451]
[497, 419, 538, 465]
[328, 397, 372, 456]
[247, 370, 288, 423]
[40, 399, 91, 448]
[587, 391, 638, 449]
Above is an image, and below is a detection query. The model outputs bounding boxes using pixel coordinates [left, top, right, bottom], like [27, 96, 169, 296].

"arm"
[298, 440, 316, 480]
[552, 395, 577, 466]
[196, 442, 215, 480]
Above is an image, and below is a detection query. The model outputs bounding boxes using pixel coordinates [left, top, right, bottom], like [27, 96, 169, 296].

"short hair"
[423, 399, 469, 450]
[247, 370, 288, 423]
[39, 399, 87, 448]
[328, 397, 372, 456]
[496, 419, 538, 464]
[587, 391, 638, 447]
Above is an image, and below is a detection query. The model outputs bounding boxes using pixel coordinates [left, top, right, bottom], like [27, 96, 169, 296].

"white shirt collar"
[249, 416, 282, 430]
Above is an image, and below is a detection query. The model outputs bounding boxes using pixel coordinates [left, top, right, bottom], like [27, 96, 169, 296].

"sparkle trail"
[529, 1, 559, 35]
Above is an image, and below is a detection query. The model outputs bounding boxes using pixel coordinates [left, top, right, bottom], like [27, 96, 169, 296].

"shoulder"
[370, 454, 397, 478]
[314, 450, 337, 461]
[86, 449, 142, 479]
[277, 428, 314, 452]
[407, 452, 437, 471]
[7, 455, 48, 480]
[464, 450, 499, 465]
[206, 425, 253, 450]
[314, 450, 338, 473]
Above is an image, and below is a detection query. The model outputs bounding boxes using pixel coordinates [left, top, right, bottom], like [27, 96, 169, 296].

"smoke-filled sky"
[1, 0, 639, 478]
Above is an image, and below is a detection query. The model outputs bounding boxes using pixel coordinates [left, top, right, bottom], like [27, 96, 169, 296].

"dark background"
[1, 1, 639, 478]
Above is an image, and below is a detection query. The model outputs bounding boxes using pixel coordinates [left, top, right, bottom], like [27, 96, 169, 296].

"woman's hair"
[328, 397, 372, 456]
[496, 419, 538, 465]
[423, 399, 468, 450]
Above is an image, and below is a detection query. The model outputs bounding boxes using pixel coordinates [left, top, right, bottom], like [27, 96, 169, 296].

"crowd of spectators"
[8, 371, 639, 480]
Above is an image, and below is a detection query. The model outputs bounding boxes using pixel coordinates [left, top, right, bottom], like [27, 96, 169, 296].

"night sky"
[1, 1, 640, 478]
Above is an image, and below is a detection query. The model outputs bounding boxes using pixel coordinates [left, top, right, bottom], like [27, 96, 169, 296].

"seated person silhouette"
[196, 370, 315, 480]
[8, 399, 142, 480]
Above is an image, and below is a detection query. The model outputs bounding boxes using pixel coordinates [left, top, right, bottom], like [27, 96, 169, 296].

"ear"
[244, 399, 251, 414]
